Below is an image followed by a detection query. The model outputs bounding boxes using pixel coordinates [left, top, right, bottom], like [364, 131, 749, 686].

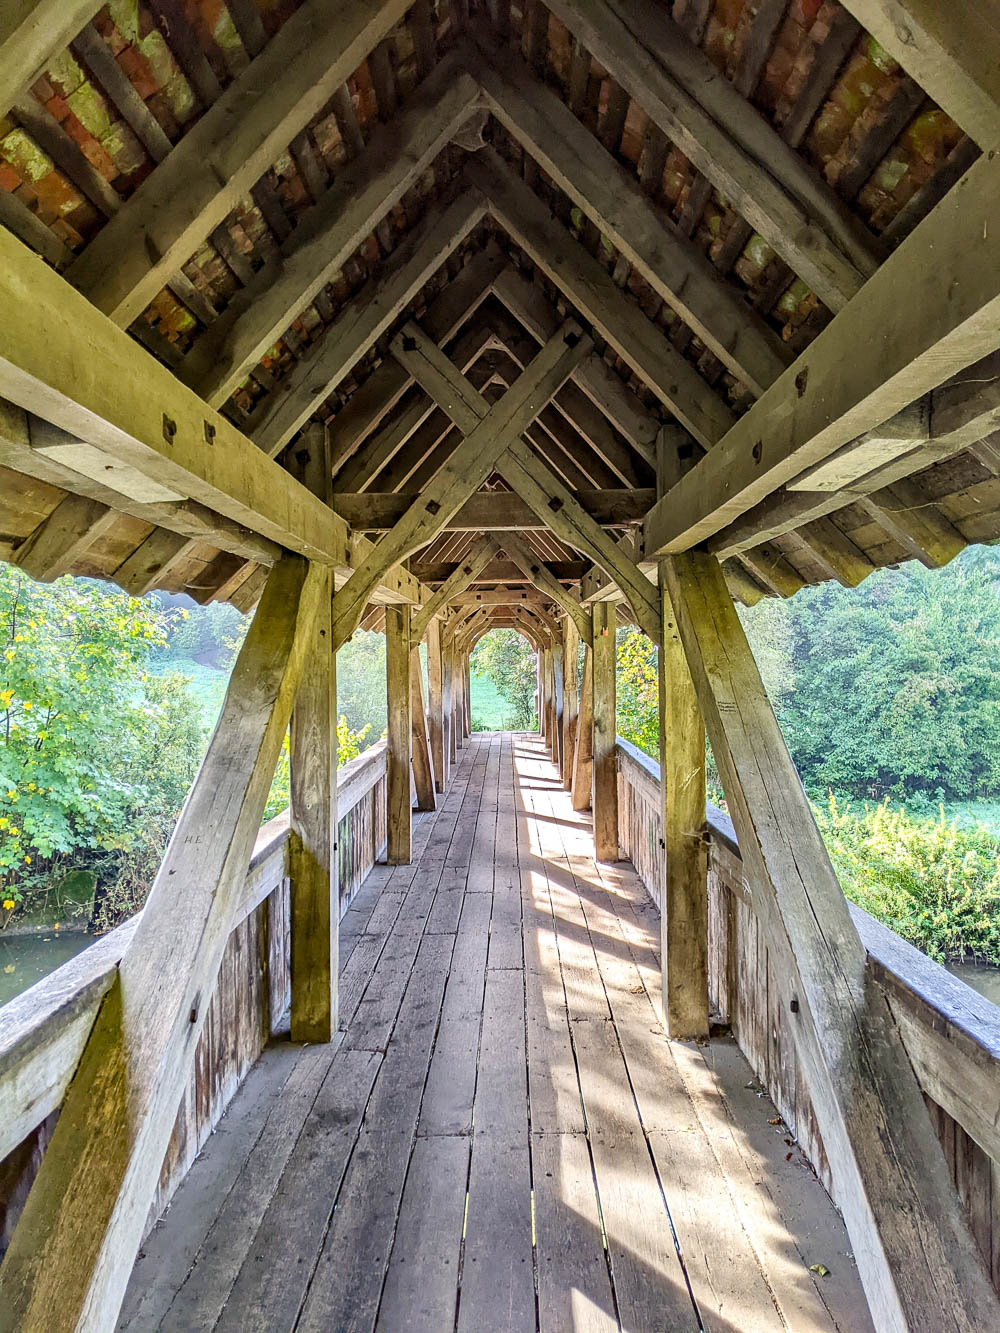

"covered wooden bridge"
[1, 1, 1000, 1329]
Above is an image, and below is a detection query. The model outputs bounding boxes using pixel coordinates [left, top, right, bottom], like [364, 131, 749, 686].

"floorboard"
[121, 733, 874, 1333]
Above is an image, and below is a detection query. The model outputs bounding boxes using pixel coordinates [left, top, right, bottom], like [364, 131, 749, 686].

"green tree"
[0, 569, 205, 914]
[615, 627, 658, 757]
[756, 547, 1000, 800]
[471, 629, 537, 728]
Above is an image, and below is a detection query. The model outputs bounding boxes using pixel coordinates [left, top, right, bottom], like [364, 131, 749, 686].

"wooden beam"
[332, 321, 590, 649]
[65, 0, 411, 325]
[657, 564, 708, 1037]
[411, 556, 588, 584]
[545, 0, 878, 310]
[13, 493, 118, 581]
[289, 564, 337, 1043]
[385, 605, 412, 863]
[591, 601, 618, 860]
[496, 443, 661, 643]
[645, 144, 1000, 554]
[249, 190, 486, 457]
[838, 0, 1000, 147]
[664, 547, 998, 1331]
[0, 555, 324, 1329]
[332, 487, 654, 531]
[325, 245, 506, 470]
[0, 3, 102, 111]
[113, 529, 201, 597]
[183, 58, 482, 406]
[409, 534, 500, 644]
[860, 482, 967, 569]
[337, 323, 496, 493]
[468, 149, 735, 448]
[469, 40, 788, 396]
[0, 227, 351, 568]
[495, 528, 593, 646]
[492, 267, 658, 460]
[410, 649, 436, 811]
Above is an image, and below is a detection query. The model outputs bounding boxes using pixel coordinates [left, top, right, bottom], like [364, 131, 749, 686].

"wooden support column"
[385, 605, 411, 864]
[0, 556, 323, 1329]
[591, 602, 618, 859]
[409, 649, 436, 812]
[571, 645, 594, 809]
[463, 651, 472, 737]
[551, 641, 565, 768]
[446, 640, 459, 761]
[426, 618, 448, 792]
[657, 564, 708, 1038]
[562, 617, 580, 789]
[289, 563, 338, 1043]
[665, 549, 998, 1331]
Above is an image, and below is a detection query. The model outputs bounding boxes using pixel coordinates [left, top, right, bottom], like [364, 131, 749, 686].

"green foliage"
[262, 717, 373, 823]
[745, 547, 1000, 801]
[0, 569, 205, 920]
[336, 629, 388, 742]
[471, 629, 537, 728]
[817, 796, 1000, 965]
[153, 595, 245, 670]
[615, 627, 659, 757]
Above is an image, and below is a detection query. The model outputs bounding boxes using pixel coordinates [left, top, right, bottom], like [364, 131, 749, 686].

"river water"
[946, 960, 1000, 1008]
[0, 930, 93, 1007]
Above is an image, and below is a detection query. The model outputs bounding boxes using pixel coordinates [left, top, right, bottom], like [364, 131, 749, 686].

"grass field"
[470, 671, 521, 730]
[153, 657, 229, 725]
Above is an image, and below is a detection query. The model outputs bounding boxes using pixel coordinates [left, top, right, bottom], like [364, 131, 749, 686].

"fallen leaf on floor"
[809, 1264, 830, 1277]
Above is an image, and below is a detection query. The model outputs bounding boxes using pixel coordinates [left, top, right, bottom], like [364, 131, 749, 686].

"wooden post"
[592, 602, 618, 861]
[410, 649, 436, 811]
[426, 618, 448, 792]
[551, 640, 564, 767]
[562, 617, 580, 789]
[538, 648, 548, 739]
[657, 564, 708, 1039]
[446, 640, 459, 761]
[385, 605, 411, 864]
[571, 644, 594, 810]
[289, 564, 338, 1044]
[463, 650, 472, 736]
[665, 549, 998, 1331]
[0, 556, 323, 1330]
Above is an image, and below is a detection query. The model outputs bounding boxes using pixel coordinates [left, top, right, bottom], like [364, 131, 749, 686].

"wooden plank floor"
[121, 733, 875, 1333]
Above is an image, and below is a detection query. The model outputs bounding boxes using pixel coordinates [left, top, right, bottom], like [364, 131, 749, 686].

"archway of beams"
[1, 1, 1000, 1329]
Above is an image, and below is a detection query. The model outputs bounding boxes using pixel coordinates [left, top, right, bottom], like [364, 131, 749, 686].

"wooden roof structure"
[0, 0, 998, 642]
[2, 4, 1000, 1330]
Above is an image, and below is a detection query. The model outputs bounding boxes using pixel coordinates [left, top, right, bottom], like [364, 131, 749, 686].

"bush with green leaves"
[0, 569, 205, 919]
[817, 796, 1000, 965]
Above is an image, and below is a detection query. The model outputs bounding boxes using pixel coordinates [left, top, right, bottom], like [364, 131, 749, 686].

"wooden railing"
[616, 737, 1000, 1293]
[0, 740, 387, 1259]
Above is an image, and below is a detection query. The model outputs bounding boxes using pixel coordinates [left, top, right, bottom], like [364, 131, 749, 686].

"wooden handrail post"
[592, 602, 618, 860]
[426, 618, 448, 791]
[409, 648, 436, 812]
[664, 548, 999, 1330]
[551, 640, 564, 767]
[289, 563, 338, 1044]
[562, 617, 580, 789]
[571, 643, 593, 810]
[385, 605, 412, 864]
[0, 555, 324, 1331]
[657, 562, 708, 1038]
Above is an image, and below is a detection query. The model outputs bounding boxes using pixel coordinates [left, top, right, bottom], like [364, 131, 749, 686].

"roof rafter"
[64, 0, 411, 326]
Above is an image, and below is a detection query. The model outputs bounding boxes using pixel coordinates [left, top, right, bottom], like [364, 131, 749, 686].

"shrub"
[816, 796, 1000, 965]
